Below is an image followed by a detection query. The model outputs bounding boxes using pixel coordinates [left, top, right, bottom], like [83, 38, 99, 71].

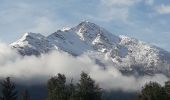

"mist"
[0, 42, 168, 91]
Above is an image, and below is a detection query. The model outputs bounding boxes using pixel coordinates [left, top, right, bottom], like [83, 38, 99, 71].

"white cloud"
[156, 4, 170, 14]
[27, 17, 60, 35]
[0, 1, 73, 37]
[0, 42, 168, 91]
[93, 0, 141, 22]
[88, 8, 129, 22]
[0, 43, 19, 65]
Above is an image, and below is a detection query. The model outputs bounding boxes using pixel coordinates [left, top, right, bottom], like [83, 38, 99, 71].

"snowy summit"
[11, 21, 170, 77]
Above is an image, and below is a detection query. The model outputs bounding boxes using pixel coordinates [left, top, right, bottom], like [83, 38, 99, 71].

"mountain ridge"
[10, 21, 170, 77]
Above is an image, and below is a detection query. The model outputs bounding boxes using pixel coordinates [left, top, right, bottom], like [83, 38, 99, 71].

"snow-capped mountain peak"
[21, 32, 45, 41]
[11, 32, 51, 55]
[74, 21, 120, 44]
[10, 21, 170, 77]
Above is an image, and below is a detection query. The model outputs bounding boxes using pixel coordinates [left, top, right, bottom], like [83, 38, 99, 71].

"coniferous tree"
[47, 72, 102, 100]
[22, 90, 30, 100]
[47, 73, 67, 100]
[138, 82, 166, 100]
[66, 79, 75, 100]
[0, 77, 18, 100]
[74, 72, 102, 100]
[165, 80, 170, 99]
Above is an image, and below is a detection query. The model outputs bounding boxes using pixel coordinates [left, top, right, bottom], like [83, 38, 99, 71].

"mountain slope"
[10, 21, 170, 77]
[11, 32, 53, 55]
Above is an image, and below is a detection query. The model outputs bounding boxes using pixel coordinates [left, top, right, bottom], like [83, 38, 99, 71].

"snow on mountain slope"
[10, 21, 170, 77]
[47, 29, 93, 55]
[73, 21, 120, 53]
[117, 36, 170, 76]
[11, 32, 52, 55]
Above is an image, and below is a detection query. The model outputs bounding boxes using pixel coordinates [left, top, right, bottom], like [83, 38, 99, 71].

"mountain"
[10, 21, 170, 77]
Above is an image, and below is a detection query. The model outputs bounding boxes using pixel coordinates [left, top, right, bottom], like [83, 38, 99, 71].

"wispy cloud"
[0, 0, 76, 42]
[156, 4, 170, 14]
[93, 0, 140, 22]
[0, 42, 168, 91]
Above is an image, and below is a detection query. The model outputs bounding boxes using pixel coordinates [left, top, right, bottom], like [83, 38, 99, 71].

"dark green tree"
[47, 73, 67, 100]
[164, 80, 170, 99]
[138, 82, 166, 100]
[0, 77, 18, 100]
[66, 79, 76, 100]
[74, 72, 102, 100]
[22, 90, 30, 100]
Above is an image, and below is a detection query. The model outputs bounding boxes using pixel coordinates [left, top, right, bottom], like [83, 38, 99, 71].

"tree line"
[138, 81, 170, 100]
[47, 72, 102, 100]
[0, 72, 102, 100]
[0, 72, 169, 100]
[0, 77, 30, 100]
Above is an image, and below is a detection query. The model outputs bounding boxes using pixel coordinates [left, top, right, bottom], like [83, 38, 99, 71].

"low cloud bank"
[0, 43, 168, 91]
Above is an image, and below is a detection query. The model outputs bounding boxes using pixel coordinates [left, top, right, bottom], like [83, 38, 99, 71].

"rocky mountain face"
[10, 21, 170, 77]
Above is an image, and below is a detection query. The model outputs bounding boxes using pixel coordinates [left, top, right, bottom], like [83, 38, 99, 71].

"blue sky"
[0, 0, 170, 51]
